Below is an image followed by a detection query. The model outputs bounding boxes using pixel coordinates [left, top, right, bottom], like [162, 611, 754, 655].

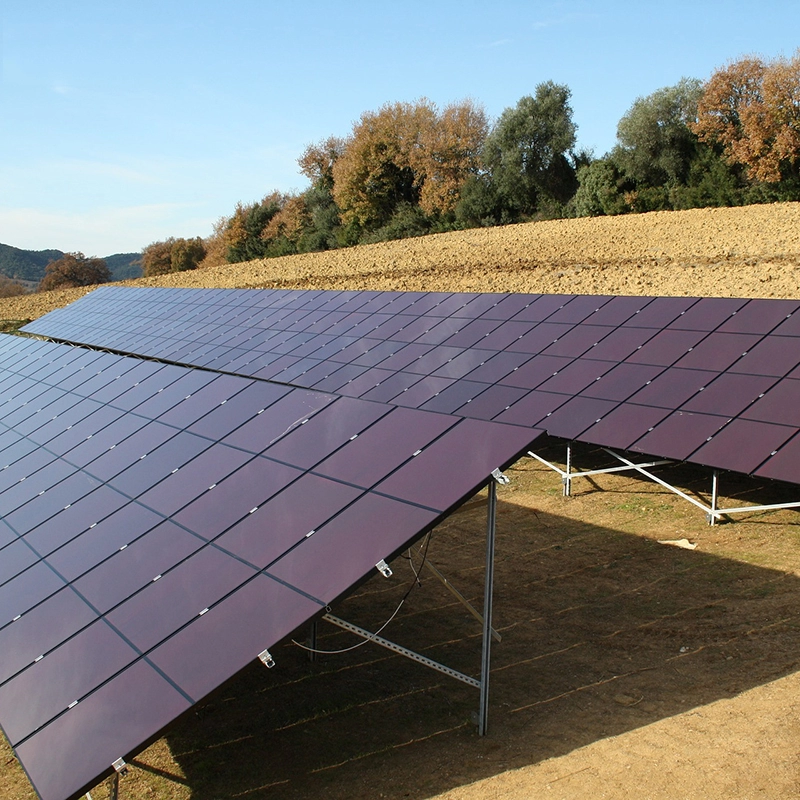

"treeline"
[140, 50, 800, 277]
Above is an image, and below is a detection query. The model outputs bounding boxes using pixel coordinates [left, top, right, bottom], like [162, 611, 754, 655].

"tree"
[330, 98, 488, 231]
[574, 159, 628, 216]
[332, 100, 436, 229]
[38, 252, 110, 292]
[693, 52, 800, 183]
[140, 238, 206, 277]
[416, 99, 488, 216]
[482, 82, 578, 217]
[0, 275, 28, 298]
[225, 194, 287, 263]
[613, 78, 704, 186]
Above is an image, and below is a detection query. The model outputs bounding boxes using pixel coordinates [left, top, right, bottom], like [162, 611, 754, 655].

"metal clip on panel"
[375, 559, 393, 578]
[258, 649, 276, 668]
[112, 758, 128, 775]
[491, 468, 509, 485]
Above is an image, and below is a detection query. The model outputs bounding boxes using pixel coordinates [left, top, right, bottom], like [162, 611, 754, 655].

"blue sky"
[1, 1, 797, 256]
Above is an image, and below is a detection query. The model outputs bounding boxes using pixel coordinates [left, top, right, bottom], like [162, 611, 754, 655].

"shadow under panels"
[0, 334, 539, 800]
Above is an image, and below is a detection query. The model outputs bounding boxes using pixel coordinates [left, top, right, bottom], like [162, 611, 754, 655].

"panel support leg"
[307, 621, 319, 663]
[709, 470, 719, 526]
[564, 443, 572, 496]
[478, 480, 497, 736]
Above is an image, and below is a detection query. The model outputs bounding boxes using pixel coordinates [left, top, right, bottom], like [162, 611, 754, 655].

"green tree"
[574, 159, 628, 216]
[613, 78, 704, 186]
[482, 82, 578, 217]
[38, 252, 110, 292]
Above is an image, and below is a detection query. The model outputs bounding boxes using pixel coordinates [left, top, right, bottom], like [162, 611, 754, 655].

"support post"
[564, 443, 572, 496]
[307, 621, 318, 663]
[710, 470, 719, 526]
[108, 773, 119, 800]
[478, 480, 497, 736]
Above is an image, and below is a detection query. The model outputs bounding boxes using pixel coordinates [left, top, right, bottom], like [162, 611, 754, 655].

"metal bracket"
[375, 559, 393, 578]
[323, 614, 480, 688]
[491, 468, 509, 485]
[258, 649, 276, 668]
[112, 758, 128, 775]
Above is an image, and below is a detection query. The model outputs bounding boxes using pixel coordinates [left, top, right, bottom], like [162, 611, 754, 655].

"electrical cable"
[292, 532, 434, 655]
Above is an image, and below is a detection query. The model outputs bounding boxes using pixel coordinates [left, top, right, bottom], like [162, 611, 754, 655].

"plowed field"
[3, 203, 800, 800]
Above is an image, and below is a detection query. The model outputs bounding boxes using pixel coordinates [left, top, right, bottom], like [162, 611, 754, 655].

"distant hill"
[0, 243, 142, 284]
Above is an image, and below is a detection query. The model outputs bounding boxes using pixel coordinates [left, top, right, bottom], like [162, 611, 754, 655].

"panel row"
[0, 335, 539, 800]
[22, 288, 800, 485]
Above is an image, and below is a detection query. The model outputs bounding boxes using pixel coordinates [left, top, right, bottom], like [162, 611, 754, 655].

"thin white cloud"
[0, 204, 215, 256]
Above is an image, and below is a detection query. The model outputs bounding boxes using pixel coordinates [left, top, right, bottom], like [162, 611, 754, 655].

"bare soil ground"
[3, 203, 800, 800]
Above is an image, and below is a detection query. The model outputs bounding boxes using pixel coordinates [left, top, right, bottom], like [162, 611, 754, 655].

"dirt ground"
[3, 203, 800, 800]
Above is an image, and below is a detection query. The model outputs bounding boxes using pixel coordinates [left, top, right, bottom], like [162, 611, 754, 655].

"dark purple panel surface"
[741, 379, 800, 427]
[314, 407, 456, 488]
[630, 411, 731, 461]
[0, 619, 138, 745]
[455, 384, 531, 421]
[136, 444, 252, 516]
[172, 458, 302, 540]
[682, 373, 778, 417]
[499, 354, 572, 390]
[730, 336, 800, 377]
[622, 296, 697, 329]
[46, 503, 165, 582]
[494, 390, 569, 427]
[755, 433, 800, 484]
[72, 521, 204, 614]
[375, 418, 538, 511]
[540, 396, 621, 440]
[673, 332, 760, 372]
[266, 493, 439, 604]
[625, 329, 706, 366]
[0, 587, 97, 686]
[105, 546, 257, 652]
[15, 660, 191, 800]
[691, 419, 797, 474]
[717, 299, 800, 334]
[263, 396, 389, 469]
[149, 574, 322, 702]
[628, 368, 717, 410]
[221, 388, 334, 453]
[537, 358, 613, 395]
[579, 404, 672, 451]
[580, 362, 664, 402]
[215, 474, 362, 568]
[667, 297, 747, 331]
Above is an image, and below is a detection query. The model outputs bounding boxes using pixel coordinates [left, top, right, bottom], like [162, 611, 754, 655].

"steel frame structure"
[318, 478, 502, 736]
[530, 442, 800, 525]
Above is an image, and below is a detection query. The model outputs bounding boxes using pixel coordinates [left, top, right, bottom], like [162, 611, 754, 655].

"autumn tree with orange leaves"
[330, 99, 487, 229]
[693, 52, 800, 183]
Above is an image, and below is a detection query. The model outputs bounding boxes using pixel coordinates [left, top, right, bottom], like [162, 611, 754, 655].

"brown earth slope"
[3, 203, 800, 800]
[2, 202, 800, 323]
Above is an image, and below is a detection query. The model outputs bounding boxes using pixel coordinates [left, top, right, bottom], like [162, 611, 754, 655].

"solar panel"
[0, 333, 538, 800]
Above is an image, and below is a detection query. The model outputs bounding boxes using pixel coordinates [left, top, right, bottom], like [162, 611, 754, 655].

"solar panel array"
[0, 332, 537, 800]
[24, 286, 800, 484]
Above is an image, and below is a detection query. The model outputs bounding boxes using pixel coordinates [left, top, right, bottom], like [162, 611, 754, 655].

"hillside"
[0, 243, 142, 286]
[2, 202, 800, 324]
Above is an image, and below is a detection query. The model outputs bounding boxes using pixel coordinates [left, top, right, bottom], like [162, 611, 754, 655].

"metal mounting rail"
[531, 443, 800, 525]
[322, 613, 480, 688]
